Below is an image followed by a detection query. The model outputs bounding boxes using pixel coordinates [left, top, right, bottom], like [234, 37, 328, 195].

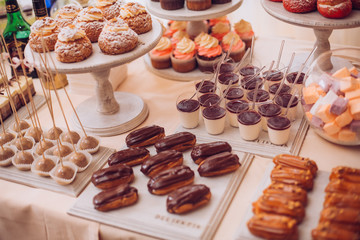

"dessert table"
[0, 36, 359, 240]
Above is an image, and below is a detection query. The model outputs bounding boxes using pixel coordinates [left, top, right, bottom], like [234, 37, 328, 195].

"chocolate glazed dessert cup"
[239, 65, 261, 79]
[246, 89, 270, 111]
[269, 83, 291, 100]
[263, 69, 284, 91]
[286, 72, 306, 95]
[223, 87, 244, 103]
[218, 72, 239, 92]
[202, 105, 226, 135]
[226, 100, 249, 127]
[237, 110, 262, 141]
[198, 93, 221, 111]
[267, 116, 291, 145]
[275, 93, 299, 121]
[195, 80, 216, 97]
[258, 103, 282, 131]
[177, 92, 200, 129]
[240, 75, 264, 98]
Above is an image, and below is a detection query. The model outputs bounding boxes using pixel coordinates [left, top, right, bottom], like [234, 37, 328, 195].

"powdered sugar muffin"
[29, 17, 59, 52]
[98, 18, 138, 55]
[75, 6, 106, 42]
[55, 4, 82, 28]
[55, 25, 92, 63]
[120, 2, 152, 34]
[96, 0, 123, 20]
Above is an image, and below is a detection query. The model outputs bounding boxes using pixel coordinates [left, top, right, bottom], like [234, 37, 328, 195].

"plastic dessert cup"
[226, 100, 249, 127]
[218, 72, 239, 92]
[263, 69, 284, 91]
[267, 116, 291, 145]
[275, 93, 299, 121]
[198, 93, 221, 112]
[195, 80, 216, 97]
[239, 65, 261, 80]
[176, 92, 200, 129]
[223, 87, 245, 103]
[202, 105, 226, 135]
[237, 110, 262, 141]
[246, 89, 270, 111]
[258, 103, 282, 131]
[286, 72, 306, 95]
[269, 82, 291, 100]
[240, 75, 264, 98]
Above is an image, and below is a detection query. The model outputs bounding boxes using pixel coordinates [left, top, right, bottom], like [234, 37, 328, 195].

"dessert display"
[125, 125, 165, 148]
[55, 3, 82, 28]
[120, 2, 152, 35]
[154, 131, 196, 152]
[149, 36, 173, 69]
[91, 164, 134, 189]
[96, 0, 123, 20]
[198, 151, 240, 176]
[191, 141, 232, 164]
[75, 6, 106, 43]
[107, 147, 150, 167]
[202, 105, 226, 135]
[29, 17, 59, 53]
[170, 37, 197, 73]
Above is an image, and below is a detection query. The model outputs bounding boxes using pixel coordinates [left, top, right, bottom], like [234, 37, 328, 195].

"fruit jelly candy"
[311, 116, 325, 129]
[350, 120, 360, 133]
[330, 97, 348, 116]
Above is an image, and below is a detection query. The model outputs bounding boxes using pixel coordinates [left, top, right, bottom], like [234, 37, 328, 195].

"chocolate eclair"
[108, 147, 150, 167]
[140, 150, 183, 177]
[125, 125, 165, 148]
[93, 184, 138, 212]
[167, 184, 211, 214]
[147, 165, 194, 195]
[154, 132, 196, 153]
[191, 141, 232, 164]
[198, 152, 240, 177]
[91, 164, 134, 189]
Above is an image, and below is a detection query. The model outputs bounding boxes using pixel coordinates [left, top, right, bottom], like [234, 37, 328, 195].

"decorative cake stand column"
[25, 20, 163, 136]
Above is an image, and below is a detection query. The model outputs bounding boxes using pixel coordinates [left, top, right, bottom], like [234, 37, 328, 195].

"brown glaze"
[140, 150, 183, 177]
[273, 154, 318, 177]
[267, 116, 291, 130]
[191, 141, 232, 164]
[264, 70, 284, 82]
[269, 83, 291, 95]
[108, 147, 150, 167]
[218, 72, 239, 85]
[177, 99, 200, 113]
[125, 125, 165, 148]
[330, 166, 360, 183]
[264, 182, 308, 206]
[258, 103, 281, 118]
[202, 105, 226, 120]
[226, 100, 249, 114]
[286, 72, 305, 84]
[246, 89, 270, 103]
[271, 165, 314, 191]
[324, 192, 360, 209]
[198, 152, 240, 177]
[154, 132, 196, 152]
[238, 110, 261, 125]
[320, 207, 360, 224]
[91, 164, 134, 189]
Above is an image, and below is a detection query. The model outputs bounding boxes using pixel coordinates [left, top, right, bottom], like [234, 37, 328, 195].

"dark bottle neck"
[5, 0, 20, 14]
[32, 0, 48, 19]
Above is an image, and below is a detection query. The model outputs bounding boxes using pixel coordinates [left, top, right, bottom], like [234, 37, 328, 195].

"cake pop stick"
[224, 37, 235, 60]
[276, 40, 285, 70]
[233, 48, 251, 73]
[213, 53, 227, 92]
[251, 62, 274, 110]
[273, 52, 295, 101]
[249, 35, 255, 64]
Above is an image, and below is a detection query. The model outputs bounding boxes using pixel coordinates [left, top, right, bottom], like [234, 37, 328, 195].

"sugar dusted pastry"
[96, 0, 123, 20]
[120, 2, 152, 34]
[75, 6, 106, 42]
[98, 18, 138, 55]
[55, 25, 92, 63]
[55, 4, 82, 28]
[29, 17, 59, 53]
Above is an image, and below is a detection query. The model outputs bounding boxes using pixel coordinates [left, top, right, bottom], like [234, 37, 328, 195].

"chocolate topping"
[108, 147, 149, 166]
[202, 105, 226, 120]
[91, 164, 133, 185]
[239, 66, 260, 76]
[241, 76, 263, 90]
[264, 70, 284, 82]
[237, 110, 261, 125]
[198, 152, 240, 176]
[267, 116, 291, 130]
[177, 99, 200, 113]
[195, 80, 215, 94]
[275, 94, 299, 108]
[147, 165, 194, 191]
[246, 89, 270, 102]
[93, 184, 137, 206]
[140, 150, 183, 176]
[218, 72, 239, 85]
[198, 93, 220, 108]
[191, 141, 232, 162]
[226, 100, 249, 114]
[125, 125, 165, 147]
[219, 62, 235, 73]
[286, 72, 305, 84]
[155, 132, 196, 152]
[269, 83, 290, 95]
[167, 184, 210, 209]
[258, 103, 282, 117]
[223, 87, 244, 100]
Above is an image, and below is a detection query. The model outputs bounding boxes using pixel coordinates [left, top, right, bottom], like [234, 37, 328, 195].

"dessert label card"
[177, 108, 309, 158]
[234, 162, 329, 240]
[0, 146, 114, 197]
[68, 146, 253, 240]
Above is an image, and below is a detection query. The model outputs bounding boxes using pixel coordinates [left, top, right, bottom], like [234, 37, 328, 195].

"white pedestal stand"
[25, 20, 163, 136]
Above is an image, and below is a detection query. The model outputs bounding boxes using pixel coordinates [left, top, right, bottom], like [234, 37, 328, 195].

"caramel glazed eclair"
[147, 165, 194, 195]
[191, 141, 232, 164]
[108, 147, 150, 167]
[167, 184, 211, 214]
[154, 132, 196, 153]
[93, 183, 138, 212]
[198, 152, 240, 177]
[126, 125, 165, 148]
[91, 164, 134, 189]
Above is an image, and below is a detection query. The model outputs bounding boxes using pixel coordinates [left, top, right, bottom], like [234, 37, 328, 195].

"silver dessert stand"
[25, 20, 163, 136]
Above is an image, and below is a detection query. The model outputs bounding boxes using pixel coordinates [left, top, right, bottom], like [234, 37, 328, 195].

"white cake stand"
[145, 0, 243, 81]
[25, 20, 163, 136]
[261, 0, 360, 69]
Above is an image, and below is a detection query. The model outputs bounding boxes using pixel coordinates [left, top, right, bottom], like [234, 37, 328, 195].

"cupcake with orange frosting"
[170, 37, 197, 73]
[75, 6, 106, 42]
[96, 0, 123, 20]
[208, 15, 230, 28]
[55, 4, 82, 28]
[196, 33, 223, 72]
[164, 21, 187, 38]
[210, 21, 230, 42]
[149, 36, 173, 69]
[171, 30, 189, 48]
[221, 31, 245, 62]
[234, 19, 254, 50]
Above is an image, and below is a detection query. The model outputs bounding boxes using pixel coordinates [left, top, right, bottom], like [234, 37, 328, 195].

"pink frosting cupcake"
[234, 19, 254, 50]
[210, 21, 230, 42]
[221, 31, 245, 62]
[196, 33, 223, 72]
[149, 36, 173, 69]
[170, 37, 197, 73]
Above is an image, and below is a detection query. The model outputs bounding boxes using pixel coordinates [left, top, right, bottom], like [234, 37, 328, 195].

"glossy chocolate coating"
[155, 132, 196, 152]
[147, 165, 194, 192]
[92, 164, 133, 186]
[246, 89, 270, 102]
[108, 147, 149, 166]
[177, 99, 200, 113]
[269, 83, 290, 95]
[93, 184, 137, 206]
[275, 94, 299, 108]
[195, 80, 215, 94]
[264, 70, 284, 81]
[258, 103, 281, 117]
[218, 72, 239, 85]
[219, 62, 235, 73]
[226, 100, 249, 114]
[241, 76, 263, 90]
[125, 125, 164, 147]
[238, 111, 261, 125]
[239, 66, 260, 76]
[140, 150, 183, 176]
[202, 105, 226, 120]
[167, 184, 210, 210]
[198, 93, 220, 108]
[286, 72, 305, 84]
[223, 87, 244, 100]
[191, 141, 232, 162]
[198, 152, 240, 176]
[268, 116, 291, 130]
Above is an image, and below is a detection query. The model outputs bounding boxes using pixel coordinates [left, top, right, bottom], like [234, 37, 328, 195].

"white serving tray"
[68, 144, 253, 240]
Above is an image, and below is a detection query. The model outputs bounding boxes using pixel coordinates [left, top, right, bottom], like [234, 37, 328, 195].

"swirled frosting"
[31, 17, 58, 36]
[120, 2, 146, 19]
[173, 37, 196, 60]
[198, 34, 222, 58]
[96, 0, 117, 8]
[211, 22, 230, 34]
[103, 18, 129, 32]
[221, 31, 244, 52]
[57, 4, 82, 19]
[194, 32, 206, 46]
[77, 6, 104, 22]
[209, 16, 230, 26]
[151, 37, 172, 56]
[58, 25, 86, 42]
[171, 30, 189, 46]
[234, 19, 254, 38]
[169, 21, 187, 31]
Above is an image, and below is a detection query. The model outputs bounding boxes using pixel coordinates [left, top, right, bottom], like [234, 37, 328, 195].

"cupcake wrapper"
[196, 54, 223, 73]
[31, 155, 58, 177]
[12, 149, 34, 171]
[45, 142, 75, 158]
[64, 150, 92, 172]
[14, 136, 36, 151]
[77, 135, 101, 154]
[0, 145, 17, 167]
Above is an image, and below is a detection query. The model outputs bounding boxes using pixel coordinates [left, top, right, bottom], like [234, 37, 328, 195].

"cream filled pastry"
[96, 0, 123, 20]
[98, 18, 138, 55]
[75, 6, 106, 42]
[55, 24, 92, 63]
[55, 4, 82, 28]
[120, 2, 152, 34]
[29, 17, 59, 52]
